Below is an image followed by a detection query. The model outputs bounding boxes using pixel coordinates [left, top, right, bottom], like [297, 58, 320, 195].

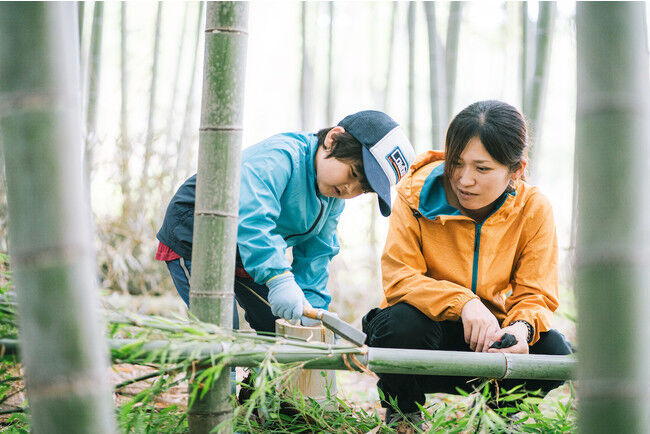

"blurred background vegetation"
[1, 1, 626, 340]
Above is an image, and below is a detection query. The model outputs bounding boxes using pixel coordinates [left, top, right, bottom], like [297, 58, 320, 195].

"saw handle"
[303, 306, 323, 320]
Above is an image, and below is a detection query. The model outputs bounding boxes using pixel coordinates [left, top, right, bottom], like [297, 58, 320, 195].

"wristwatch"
[510, 320, 533, 344]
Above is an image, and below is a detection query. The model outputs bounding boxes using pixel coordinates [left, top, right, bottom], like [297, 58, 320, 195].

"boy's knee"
[363, 303, 438, 349]
[533, 329, 573, 356]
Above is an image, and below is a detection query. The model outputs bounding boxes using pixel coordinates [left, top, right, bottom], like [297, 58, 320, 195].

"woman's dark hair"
[316, 127, 373, 192]
[444, 100, 528, 180]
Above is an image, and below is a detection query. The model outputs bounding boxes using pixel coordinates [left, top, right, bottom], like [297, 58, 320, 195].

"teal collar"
[418, 162, 516, 221]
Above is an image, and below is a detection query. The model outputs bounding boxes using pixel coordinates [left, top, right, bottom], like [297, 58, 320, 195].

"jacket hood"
[396, 150, 520, 222]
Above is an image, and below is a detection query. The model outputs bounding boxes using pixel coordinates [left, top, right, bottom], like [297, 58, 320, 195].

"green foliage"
[0, 270, 576, 432]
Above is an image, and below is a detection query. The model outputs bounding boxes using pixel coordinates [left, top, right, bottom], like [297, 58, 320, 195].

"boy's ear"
[324, 126, 346, 150]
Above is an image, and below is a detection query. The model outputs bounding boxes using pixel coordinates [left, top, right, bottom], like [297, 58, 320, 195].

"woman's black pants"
[362, 303, 573, 413]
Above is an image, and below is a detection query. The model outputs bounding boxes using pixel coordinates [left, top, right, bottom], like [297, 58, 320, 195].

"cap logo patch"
[386, 147, 408, 182]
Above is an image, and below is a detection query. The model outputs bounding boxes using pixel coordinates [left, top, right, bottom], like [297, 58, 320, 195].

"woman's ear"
[511, 158, 527, 181]
[324, 126, 346, 150]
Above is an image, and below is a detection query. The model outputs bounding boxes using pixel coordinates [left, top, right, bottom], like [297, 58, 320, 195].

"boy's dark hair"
[444, 100, 528, 181]
[316, 127, 373, 193]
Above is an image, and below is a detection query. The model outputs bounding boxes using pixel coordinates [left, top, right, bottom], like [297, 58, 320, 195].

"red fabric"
[155, 242, 181, 261]
[235, 267, 253, 280]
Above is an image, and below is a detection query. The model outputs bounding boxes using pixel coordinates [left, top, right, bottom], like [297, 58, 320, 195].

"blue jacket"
[157, 132, 344, 310]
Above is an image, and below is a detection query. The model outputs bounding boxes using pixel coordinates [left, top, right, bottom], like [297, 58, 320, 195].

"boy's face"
[314, 127, 366, 199]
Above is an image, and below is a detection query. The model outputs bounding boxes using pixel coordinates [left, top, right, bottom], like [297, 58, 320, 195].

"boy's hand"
[460, 298, 501, 352]
[266, 273, 308, 321]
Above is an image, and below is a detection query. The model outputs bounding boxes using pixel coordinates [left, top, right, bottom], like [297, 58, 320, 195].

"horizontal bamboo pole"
[0, 339, 576, 381]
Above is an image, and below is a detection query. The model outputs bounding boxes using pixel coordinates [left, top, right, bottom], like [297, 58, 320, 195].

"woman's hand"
[488, 322, 529, 354]
[460, 298, 501, 352]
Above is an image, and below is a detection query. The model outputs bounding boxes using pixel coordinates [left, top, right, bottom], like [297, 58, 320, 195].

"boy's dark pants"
[165, 258, 277, 333]
[362, 303, 573, 413]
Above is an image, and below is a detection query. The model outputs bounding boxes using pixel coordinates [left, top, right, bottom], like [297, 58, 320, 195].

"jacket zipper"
[285, 199, 325, 241]
[471, 223, 482, 293]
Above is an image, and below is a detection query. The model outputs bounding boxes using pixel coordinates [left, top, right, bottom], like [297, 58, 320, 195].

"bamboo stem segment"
[0, 339, 574, 381]
[189, 2, 248, 433]
[576, 2, 650, 432]
[0, 3, 115, 432]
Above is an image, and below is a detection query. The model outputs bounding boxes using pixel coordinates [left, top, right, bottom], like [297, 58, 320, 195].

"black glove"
[489, 333, 517, 349]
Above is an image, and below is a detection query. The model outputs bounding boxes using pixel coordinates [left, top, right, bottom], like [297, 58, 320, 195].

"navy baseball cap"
[338, 110, 416, 216]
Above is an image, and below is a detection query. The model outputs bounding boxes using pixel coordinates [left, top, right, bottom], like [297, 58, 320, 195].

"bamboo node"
[205, 27, 249, 35]
[194, 209, 239, 219]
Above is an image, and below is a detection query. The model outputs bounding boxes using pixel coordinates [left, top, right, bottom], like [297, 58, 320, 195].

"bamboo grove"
[0, 1, 648, 433]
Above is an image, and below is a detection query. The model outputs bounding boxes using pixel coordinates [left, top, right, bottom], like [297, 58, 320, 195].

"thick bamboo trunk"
[0, 337, 577, 380]
[423, 2, 446, 148]
[576, 2, 650, 432]
[0, 3, 115, 432]
[188, 2, 248, 432]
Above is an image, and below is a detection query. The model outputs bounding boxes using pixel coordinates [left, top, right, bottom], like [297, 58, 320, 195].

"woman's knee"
[532, 329, 573, 356]
[363, 303, 441, 349]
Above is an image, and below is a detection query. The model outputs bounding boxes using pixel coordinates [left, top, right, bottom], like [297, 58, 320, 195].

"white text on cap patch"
[386, 147, 408, 182]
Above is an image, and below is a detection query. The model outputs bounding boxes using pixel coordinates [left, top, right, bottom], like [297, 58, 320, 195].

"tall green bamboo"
[326, 2, 334, 126]
[576, 2, 650, 432]
[172, 2, 204, 190]
[525, 1, 556, 169]
[140, 2, 163, 205]
[189, 2, 248, 432]
[382, 2, 398, 110]
[445, 2, 462, 120]
[520, 2, 529, 112]
[84, 1, 104, 180]
[407, 1, 416, 145]
[164, 3, 190, 174]
[119, 2, 131, 217]
[423, 2, 445, 148]
[299, 2, 312, 130]
[77, 1, 84, 46]
[0, 3, 115, 432]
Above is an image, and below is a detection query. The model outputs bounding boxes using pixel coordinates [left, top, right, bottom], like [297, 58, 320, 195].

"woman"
[363, 100, 572, 424]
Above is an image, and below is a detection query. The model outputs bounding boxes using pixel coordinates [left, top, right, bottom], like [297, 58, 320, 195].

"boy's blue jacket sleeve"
[291, 203, 344, 309]
[237, 148, 293, 283]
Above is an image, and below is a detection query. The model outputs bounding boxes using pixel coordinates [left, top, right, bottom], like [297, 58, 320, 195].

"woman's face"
[449, 136, 521, 211]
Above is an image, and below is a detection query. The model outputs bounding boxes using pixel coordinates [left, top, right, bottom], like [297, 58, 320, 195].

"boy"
[156, 110, 415, 333]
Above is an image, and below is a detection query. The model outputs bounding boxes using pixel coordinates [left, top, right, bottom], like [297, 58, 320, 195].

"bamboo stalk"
[382, 2, 398, 110]
[163, 3, 190, 176]
[325, 2, 334, 126]
[0, 339, 574, 381]
[407, 1, 416, 145]
[189, 2, 248, 432]
[299, 2, 311, 130]
[140, 2, 163, 205]
[119, 2, 131, 218]
[576, 2, 650, 432]
[84, 0, 104, 183]
[445, 2, 462, 120]
[525, 1, 556, 169]
[0, 3, 115, 432]
[423, 1, 446, 148]
[171, 2, 204, 190]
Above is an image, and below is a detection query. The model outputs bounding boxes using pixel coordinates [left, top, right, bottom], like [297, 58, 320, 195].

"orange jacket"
[380, 151, 559, 344]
